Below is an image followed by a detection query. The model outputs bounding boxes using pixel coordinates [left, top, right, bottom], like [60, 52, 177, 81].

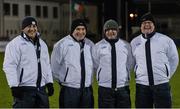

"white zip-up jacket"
[3, 34, 53, 88]
[51, 35, 94, 88]
[131, 32, 179, 86]
[92, 38, 134, 88]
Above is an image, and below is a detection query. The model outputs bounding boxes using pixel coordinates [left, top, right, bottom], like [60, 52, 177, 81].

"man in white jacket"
[131, 12, 179, 108]
[92, 19, 134, 108]
[51, 18, 94, 108]
[3, 16, 54, 108]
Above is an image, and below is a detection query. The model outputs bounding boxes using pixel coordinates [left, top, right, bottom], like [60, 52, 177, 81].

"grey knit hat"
[103, 19, 119, 32]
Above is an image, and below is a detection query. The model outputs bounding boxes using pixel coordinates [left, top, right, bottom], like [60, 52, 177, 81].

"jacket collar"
[21, 32, 40, 45]
[70, 34, 85, 43]
[142, 31, 156, 40]
[104, 37, 119, 45]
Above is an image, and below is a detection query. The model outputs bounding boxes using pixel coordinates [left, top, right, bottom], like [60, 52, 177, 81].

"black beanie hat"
[71, 19, 87, 34]
[22, 16, 37, 29]
[140, 12, 155, 25]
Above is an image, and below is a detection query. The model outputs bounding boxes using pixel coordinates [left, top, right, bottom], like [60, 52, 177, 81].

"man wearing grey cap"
[92, 19, 134, 108]
[3, 16, 54, 108]
[131, 12, 179, 108]
[51, 18, 94, 108]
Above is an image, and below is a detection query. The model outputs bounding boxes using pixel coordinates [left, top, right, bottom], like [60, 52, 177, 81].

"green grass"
[0, 48, 180, 108]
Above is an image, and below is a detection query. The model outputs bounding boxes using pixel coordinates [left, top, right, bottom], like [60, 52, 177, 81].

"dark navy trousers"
[135, 82, 172, 108]
[98, 86, 131, 108]
[13, 86, 49, 108]
[59, 85, 94, 108]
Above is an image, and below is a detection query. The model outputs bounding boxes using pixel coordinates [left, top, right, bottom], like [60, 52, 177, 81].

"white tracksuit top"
[51, 35, 94, 88]
[92, 38, 134, 88]
[131, 32, 179, 86]
[3, 34, 53, 88]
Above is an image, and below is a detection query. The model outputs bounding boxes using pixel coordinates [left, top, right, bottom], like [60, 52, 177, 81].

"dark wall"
[103, 0, 117, 21]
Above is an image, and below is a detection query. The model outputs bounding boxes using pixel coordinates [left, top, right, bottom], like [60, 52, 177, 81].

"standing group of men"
[3, 12, 179, 108]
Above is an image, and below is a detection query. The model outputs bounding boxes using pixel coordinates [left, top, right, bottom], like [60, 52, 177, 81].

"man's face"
[141, 20, 155, 35]
[22, 24, 38, 39]
[105, 29, 118, 39]
[72, 26, 86, 41]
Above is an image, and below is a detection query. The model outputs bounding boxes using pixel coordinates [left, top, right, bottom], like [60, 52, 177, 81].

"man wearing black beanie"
[70, 19, 87, 34]
[3, 16, 54, 108]
[51, 18, 94, 108]
[131, 12, 179, 108]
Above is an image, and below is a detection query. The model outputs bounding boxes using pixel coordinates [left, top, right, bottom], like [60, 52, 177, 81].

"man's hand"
[11, 87, 22, 98]
[46, 83, 54, 96]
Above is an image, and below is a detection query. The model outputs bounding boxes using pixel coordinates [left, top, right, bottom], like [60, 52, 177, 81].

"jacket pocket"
[19, 68, 24, 84]
[97, 68, 101, 81]
[64, 68, 69, 82]
[98, 68, 101, 81]
[134, 65, 138, 78]
[165, 64, 169, 77]
[126, 67, 130, 80]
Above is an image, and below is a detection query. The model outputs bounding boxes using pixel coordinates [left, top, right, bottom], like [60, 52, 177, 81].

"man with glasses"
[3, 16, 54, 108]
[92, 19, 134, 108]
[131, 12, 179, 108]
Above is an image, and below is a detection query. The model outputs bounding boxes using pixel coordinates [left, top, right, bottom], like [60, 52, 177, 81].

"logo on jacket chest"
[68, 44, 74, 47]
[100, 45, 110, 55]
[135, 42, 141, 47]
[101, 45, 107, 49]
